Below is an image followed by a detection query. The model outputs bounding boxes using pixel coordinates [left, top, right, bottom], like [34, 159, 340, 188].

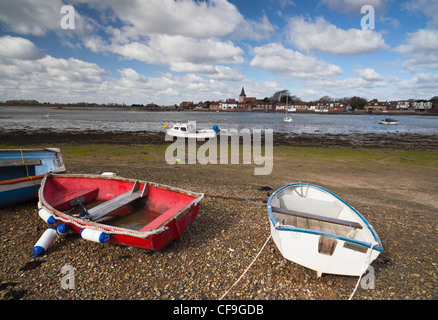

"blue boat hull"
[0, 148, 65, 207]
[0, 185, 40, 207]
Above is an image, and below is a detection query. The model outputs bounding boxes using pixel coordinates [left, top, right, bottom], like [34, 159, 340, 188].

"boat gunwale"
[39, 173, 204, 238]
[0, 148, 65, 197]
[267, 183, 383, 252]
[0, 147, 62, 154]
[0, 148, 65, 174]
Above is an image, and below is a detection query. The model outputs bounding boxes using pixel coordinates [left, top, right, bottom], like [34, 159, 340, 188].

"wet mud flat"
[1, 129, 437, 151]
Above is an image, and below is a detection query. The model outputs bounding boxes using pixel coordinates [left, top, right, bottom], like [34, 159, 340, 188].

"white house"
[412, 101, 432, 110]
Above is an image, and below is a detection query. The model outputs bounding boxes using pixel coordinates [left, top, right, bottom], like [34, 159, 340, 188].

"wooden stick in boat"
[0, 174, 45, 185]
[271, 206, 363, 229]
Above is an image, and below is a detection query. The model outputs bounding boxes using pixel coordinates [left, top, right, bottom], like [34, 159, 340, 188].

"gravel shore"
[0, 130, 437, 303]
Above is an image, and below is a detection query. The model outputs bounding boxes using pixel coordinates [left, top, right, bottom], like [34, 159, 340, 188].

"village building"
[396, 100, 411, 110]
[252, 100, 273, 112]
[209, 101, 220, 111]
[412, 101, 432, 110]
[207, 86, 436, 114]
[330, 102, 347, 112]
[289, 102, 308, 112]
[275, 103, 286, 111]
[219, 98, 238, 110]
[364, 100, 393, 112]
[179, 101, 194, 109]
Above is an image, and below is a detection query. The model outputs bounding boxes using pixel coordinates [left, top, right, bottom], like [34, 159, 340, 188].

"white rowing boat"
[267, 183, 383, 277]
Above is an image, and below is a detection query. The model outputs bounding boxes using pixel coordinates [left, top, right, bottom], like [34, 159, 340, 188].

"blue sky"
[0, 0, 437, 105]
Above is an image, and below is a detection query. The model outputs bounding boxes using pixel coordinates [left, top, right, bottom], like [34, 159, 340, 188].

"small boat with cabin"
[166, 122, 220, 139]
[378, 118, 399, 125]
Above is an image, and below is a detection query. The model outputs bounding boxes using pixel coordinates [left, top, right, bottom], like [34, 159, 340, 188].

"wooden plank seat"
[87, 181, 148, 221]
[271, 206, 363, 230]
[0, 159, 42, 167]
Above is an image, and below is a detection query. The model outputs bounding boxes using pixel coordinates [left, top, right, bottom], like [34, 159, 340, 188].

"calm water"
[1, 106, 437, 135]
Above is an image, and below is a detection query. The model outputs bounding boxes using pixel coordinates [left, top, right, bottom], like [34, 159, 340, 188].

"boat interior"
[43, 176, 197, 231]
[270, 186, 364, 239]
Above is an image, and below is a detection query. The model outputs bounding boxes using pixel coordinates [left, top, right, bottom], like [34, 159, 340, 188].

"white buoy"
[33, 228, 57, 257]
[101, 172, 116, 177]
[80, 228, 110, 243]
[38, 207, 56, 224]
[56, 223, 70, 238]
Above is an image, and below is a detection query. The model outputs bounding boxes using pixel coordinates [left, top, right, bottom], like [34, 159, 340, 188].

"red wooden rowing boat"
[38, 173, 204, 250]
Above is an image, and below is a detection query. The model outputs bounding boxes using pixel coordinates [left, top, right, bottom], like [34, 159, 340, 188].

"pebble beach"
[0, 130, 437, 304]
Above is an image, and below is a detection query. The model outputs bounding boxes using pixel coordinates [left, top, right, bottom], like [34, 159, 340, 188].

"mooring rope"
[348, 242, 378, 300]
[205, 193, 267, 206]
[219, 234, 272, 300]
[20, 148, 39, 191]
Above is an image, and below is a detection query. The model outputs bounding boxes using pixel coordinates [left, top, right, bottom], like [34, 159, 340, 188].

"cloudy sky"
[0, 0, 437, 105]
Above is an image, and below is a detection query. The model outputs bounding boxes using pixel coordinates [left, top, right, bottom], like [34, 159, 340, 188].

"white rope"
[219, 234, 272, 300]
[244, 198, 266, 206]
[348, 242, 378, 300]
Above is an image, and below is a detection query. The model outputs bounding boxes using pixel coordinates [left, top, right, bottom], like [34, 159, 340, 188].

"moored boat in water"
[165, 122, 220, 139]
[378, 118, 399, 125]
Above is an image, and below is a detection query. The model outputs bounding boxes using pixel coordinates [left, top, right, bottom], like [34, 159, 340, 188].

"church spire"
[239, 86, 246, 103]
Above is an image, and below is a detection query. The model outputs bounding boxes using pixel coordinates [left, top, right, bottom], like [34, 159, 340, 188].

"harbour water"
[1, 106, 437, 135]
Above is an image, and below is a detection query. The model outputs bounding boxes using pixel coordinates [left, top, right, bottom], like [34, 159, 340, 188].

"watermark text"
[60, 5, 75, 30]
[165, 122, 273, 175]
[361, 5, 375, 29]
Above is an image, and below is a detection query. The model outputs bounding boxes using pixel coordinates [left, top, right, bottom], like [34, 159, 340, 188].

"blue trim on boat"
[0, 149, 64, 207]
[267, 183, 384, 252]
[0, 149, 61, 178]
[0, 185, 40, 207]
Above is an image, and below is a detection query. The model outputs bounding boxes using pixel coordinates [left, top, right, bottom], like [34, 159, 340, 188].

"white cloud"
[95, 0, 243, 39]
[395, 29, 438, 53]
[394, 28, 438, 71]
[355, 68, 384, 81]
[0, 0, 95, 36]
[0, 37, 245, 104]
[287, 16, 389, 55]
[250, 43, 343, 78]
[0, 36, 43, 60]
[85, 34, 245, 80]
[394, 73, 438, 92]
[108, 40, 166, 65]
[0, 0, 260, 82]
[0, 0, 64, 36]
[232, 13, 276, 41]
[152, 35, 244, 65]
[0, 38, 111, 101]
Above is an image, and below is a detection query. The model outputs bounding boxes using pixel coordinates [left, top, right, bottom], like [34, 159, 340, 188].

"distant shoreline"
[1, 104, 437, 116]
